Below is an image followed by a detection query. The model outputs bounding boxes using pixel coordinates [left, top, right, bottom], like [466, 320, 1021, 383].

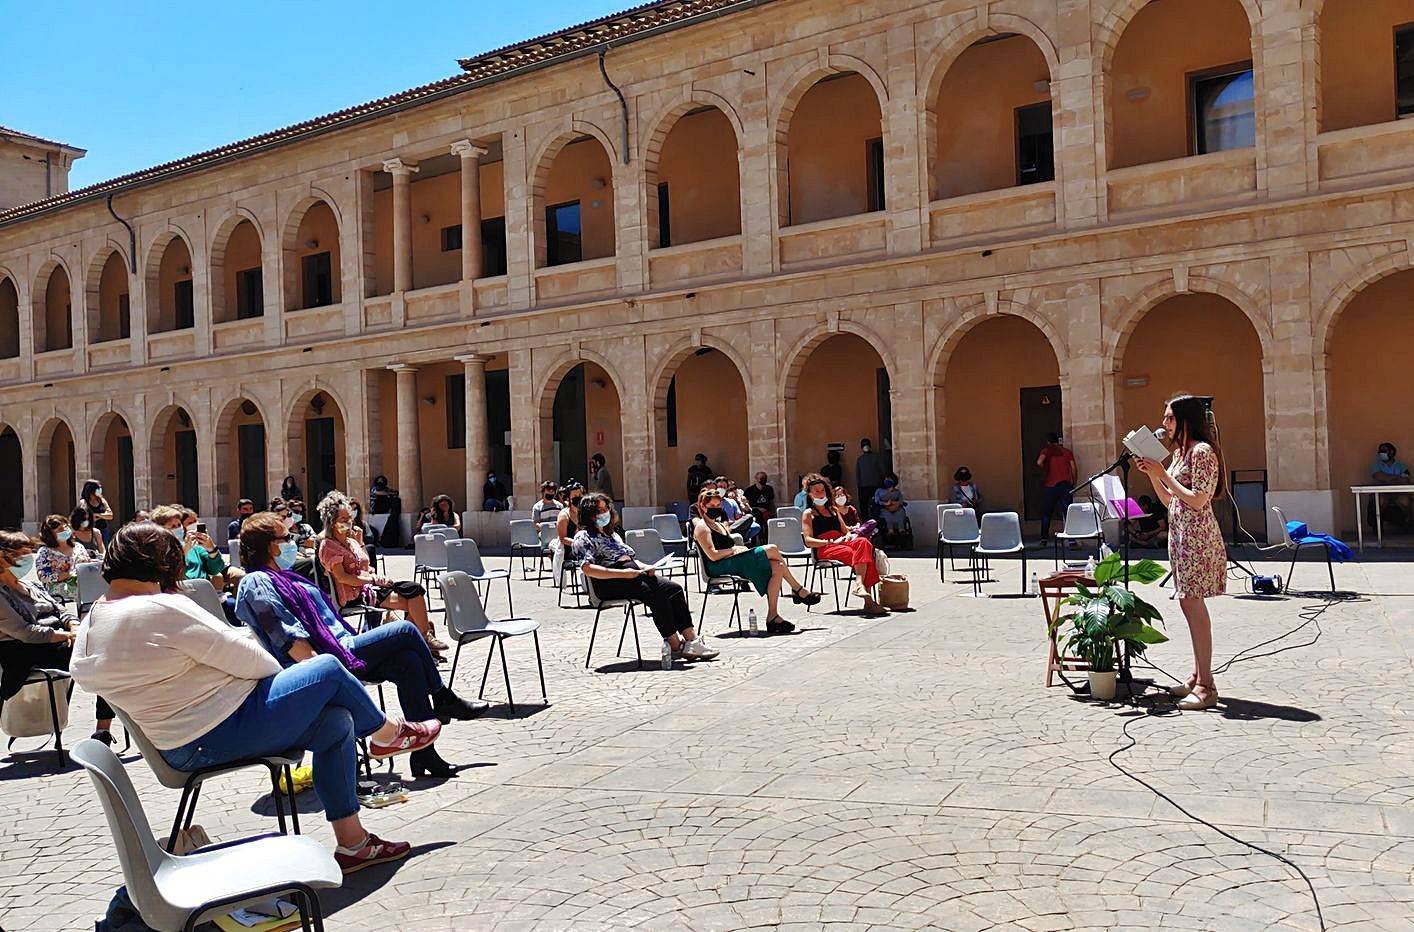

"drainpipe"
[598, 47, 630, 165]
[106, 193, 137, 274]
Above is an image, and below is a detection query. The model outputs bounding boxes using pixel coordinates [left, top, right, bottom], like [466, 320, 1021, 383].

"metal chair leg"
[533, 630, 548, 702]
[479, 638, 496, 699]
[449, 638, 464, 684]
[498, 637, 515, 714]
[586, 607, 603, 668]
[285, 764, 301, 834]
[44, 675, 66, 768]
[270, 766, 288, 835]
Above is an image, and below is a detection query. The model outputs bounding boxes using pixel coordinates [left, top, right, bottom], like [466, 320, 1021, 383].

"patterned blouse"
[571, 529, 637, 569]
[36, 543, 90, 601]
[317, 535, 375, 607]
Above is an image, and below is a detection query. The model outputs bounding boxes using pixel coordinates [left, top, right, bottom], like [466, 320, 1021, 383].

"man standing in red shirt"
[1036, 433, 1077, 542]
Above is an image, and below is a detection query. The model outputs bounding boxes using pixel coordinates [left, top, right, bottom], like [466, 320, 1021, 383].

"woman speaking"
[1135, 394, 1226, 711]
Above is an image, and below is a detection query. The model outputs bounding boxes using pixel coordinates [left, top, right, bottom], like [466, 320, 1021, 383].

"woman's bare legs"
[381, 592, 430, 636]
[1179, 595, 1215, 697]
[761, 544, 809, 593]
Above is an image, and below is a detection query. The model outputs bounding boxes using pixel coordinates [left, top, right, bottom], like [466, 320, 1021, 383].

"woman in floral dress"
[35, 514, 92, 603]
[1135, 394, 1227, 710]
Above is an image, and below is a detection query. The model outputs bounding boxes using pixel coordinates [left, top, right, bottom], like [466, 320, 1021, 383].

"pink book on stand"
[1110, 498, 1146, 519]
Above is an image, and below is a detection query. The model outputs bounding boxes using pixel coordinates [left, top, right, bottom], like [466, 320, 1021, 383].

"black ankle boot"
[408, 745, 457, 779]
[431, 688, 490, 723]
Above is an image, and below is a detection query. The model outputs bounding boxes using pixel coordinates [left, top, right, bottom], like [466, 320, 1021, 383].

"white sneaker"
[680, 638, 720, 661]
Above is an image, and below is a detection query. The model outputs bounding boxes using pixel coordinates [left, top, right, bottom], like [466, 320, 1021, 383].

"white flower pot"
[1088, 670, 1117, 701]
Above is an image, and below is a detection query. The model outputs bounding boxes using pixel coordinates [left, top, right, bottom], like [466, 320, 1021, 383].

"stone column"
[506, 348, 539, 502]
[387, 364, 422, 527]
[382, 158, 419, 293]
[455, 353, 490, 511]
[451, 141, 488, 282]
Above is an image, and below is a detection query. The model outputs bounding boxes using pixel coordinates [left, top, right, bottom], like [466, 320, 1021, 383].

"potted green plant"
[1060, 553, 1168, 701]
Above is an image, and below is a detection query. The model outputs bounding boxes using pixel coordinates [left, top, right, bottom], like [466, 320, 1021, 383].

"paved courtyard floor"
[2, 548, 1412, 930]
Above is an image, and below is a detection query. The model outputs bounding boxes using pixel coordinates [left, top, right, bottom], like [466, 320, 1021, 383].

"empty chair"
[509, 520, 546, 581]
[624, 528, 691, 607]
[938, 507, 981, 583]
[441, 571, 546, 713]
[776, 505, 804, 522]
[111, 707, 303, 852]
[413, 533, 449, 593]
[444, 538, 513, 616]
[766, 518, 812, 573]
[1271, 505, 1339, 594]
[77, 560, 107, 614]
[582, 570, 650, 670]
[1054, 502, 1103, 569]
[429, 525, 460, 544]
[972, 512, 1027, 596]
[227, 539, 242, 570]
[175, 578, 227, 624]
[71, 739, 340, 932]
[652, 514, 689, 555]
[668, 501, 690, 524]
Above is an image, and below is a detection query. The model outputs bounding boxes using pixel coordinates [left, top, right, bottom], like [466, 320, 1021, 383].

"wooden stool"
[1040, 569, 1096, 687]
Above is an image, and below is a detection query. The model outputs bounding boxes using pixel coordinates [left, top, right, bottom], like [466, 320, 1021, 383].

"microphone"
[1154, 427, 1169, 445]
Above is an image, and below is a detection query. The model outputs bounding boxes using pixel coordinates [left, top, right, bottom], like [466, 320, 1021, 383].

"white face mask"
[811, 496, 829, 507]
[834, 494, 847, 506]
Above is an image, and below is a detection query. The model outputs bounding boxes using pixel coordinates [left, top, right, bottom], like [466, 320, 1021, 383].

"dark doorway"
[486, 369, 512, 484]
[0, 429, 21, 529]
[552, 365, 587, 486]
[304, 417, 336, 527]
[115, 435, 135, 523]
[875, 367, 894, 474]
[175, 429, 199, 509]
[238, 423, 268, 509]
[1019, 385, 1063, 521]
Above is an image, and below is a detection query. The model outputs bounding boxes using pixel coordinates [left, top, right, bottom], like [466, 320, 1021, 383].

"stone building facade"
[0, 0, 1411, 544]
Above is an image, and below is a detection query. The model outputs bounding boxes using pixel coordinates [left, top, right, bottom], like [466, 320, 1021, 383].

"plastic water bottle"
[661, 639, 672, 670]
[1100, 543, 1115, 559]
[748, 609, 759, 637]
[1029, 571, 1039, 596]
[1085, 555, 1097, 576]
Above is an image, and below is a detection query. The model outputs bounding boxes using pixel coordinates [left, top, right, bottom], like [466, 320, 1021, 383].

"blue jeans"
[161, 655, 384, 822]
[346, 620, 443, 721]
[1041, 482, 1074, 538]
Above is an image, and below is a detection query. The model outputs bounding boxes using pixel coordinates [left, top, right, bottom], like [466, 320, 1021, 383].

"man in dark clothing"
[687, 453, 715, 501]
[483, 473, 510, 511]
[855, 438, 885, 520]
[821, 450, 844, 486]
[744, 471, 776, 529]
[226, 499, 255, 543]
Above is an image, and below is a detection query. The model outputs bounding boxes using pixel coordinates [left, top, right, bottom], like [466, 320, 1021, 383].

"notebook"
[1122, 425, 1169, 462]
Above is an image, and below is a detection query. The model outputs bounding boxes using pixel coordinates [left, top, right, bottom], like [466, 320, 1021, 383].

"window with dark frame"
[865, 137, 886, 212]
[174, 279, 194, 330]
[1190, 63, 1256, 155]
[446, 373, 466, 449]
[666, 376, 678, 447]
[441, 225, 463, 252]
[1397, 23, 1414, 118]
[236, 267, 263, 319]
[545, 200, 582, 266]
[301, 251, 333, 308]
[481, 217, 507, 277]
[117, 293, 130, 339]
[657, 182, 672, 248]
[1015, 102, 1055, 186]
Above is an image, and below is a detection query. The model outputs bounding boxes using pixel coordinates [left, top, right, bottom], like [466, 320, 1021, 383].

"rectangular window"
[481, 217, 507, 277]
[866, 137, 886, 212]
[441, 225, 463, 252]
[666, 376, 678, 448]
[174, 280, 194, 330]
[117, 293, 130, 339]
[235, 268, 263, 319]
[657, 182, 672, 248]
[446, 373, 465, 449]
[545, 201, 582, 266]
[301, 251, 333, 308]
[1015, 102, 1055, 186]
[1398, 24, 1414, 118]
[1190, 63, 1256, 155]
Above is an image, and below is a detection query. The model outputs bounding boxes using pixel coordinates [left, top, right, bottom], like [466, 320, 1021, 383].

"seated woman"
[555, 482, 585, 549]
[831, 486, 863, 527]
[151, 505, 242, 594]
[573, 493, 719, 661]
[70, 507, 106, 557]
[316, 491, 450, 657]
[73, 523, 435, 872]
[0, 530, 116, 745]
[950, 466, 984, 514]
[421, 494, 461, 534]
[35, 514, 93, 602]
[235, 512, 485, 780]
[268, 499, 317, 582]
[801, 474, 889, 617]
[691, 488, 818, 634]
[713, 478, 760, 542]
[873, 472, 909, 542]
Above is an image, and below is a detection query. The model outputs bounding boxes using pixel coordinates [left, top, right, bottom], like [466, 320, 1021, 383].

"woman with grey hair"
[315, 491, 449, 657]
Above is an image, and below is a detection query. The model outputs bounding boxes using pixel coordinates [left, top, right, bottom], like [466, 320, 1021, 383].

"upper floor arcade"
[2, 0, 1413, 387]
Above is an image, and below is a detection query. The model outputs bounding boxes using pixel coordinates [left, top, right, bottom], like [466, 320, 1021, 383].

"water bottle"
[1100, 543, 1114, 559]
[1029, 571, 1039, 596]
[1084, 555, 1096, 576]
[660, 639, 672, 670]
[748, 609, 759, 637]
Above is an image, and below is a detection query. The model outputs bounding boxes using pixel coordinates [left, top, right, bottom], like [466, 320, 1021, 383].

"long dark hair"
[803, 472, 840, 516]
[1167, 393, 1227, 498]
[431, 494, 456, 523]
[577, 492, 611, 536]
[80, 479, 103, 505]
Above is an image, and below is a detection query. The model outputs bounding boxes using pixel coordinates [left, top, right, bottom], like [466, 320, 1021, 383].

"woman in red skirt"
[800, 474, 889, 616]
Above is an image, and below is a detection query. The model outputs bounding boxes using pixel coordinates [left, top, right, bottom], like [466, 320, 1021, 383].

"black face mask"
[543, 492, 555, 499]
[706, 507, 726, 520]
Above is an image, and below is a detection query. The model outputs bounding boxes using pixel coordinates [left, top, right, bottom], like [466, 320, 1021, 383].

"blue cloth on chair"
[1285, 521, 1354, 563]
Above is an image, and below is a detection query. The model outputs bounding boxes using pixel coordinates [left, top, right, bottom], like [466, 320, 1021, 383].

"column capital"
[381, 157, 420, 177]
[450, 139, 489, 160]
[386, 363, 419, 374]
[454, 352, 490, 367]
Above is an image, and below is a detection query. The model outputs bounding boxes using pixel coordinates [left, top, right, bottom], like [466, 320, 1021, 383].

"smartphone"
[195, 522, 207, 535]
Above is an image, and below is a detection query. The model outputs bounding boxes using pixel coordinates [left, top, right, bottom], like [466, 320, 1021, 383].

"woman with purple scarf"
[234, 513, 484, 779]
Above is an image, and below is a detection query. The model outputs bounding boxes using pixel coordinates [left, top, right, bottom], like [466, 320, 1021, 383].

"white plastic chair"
[226, 539, 242, 570]
[652, 513, 689, 554]
[441, 571, 546, 713]
[71, 739, 340, 932]
[766, 517, 812, 573]
[624, 527, 691, 600]
[444, 538, 513, 616]
[509, 519, 545, 581]
[776, 505, 804, 522]
[77, 560, 107, 615]
[1272, 505, 1336, 594]
[175, 578, 227, 624]
[1054, 502, 1103, 569]
[413, 533, 448, 595]
[972, 512, 1027, 596]
[582, 570, 650, 670]
[938, 507, 981, 583]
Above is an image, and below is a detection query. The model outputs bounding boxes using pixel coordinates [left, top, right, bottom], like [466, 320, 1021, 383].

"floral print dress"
[35, 543, 90, 603]
[1167, 442, 1226, 598]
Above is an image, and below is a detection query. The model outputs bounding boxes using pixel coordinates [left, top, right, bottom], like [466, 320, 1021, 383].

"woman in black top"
[280, 475, 302, 503]
[79, 479, 114, 542]
[800, 474, 888, 616]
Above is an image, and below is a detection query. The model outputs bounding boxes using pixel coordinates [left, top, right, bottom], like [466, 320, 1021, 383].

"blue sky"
[1, 1, 628, 189]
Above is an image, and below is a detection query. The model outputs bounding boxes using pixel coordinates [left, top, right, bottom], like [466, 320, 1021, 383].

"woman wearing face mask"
[79, 479, 114, 543]
[573, 493, 718, 661]
[317, 492, 450, 658]
[35, 515, 93, 603]
[151, 505, 235, 593]
[800, 474, 889, 617]
[421, 494, 461, 533]
[950, 467, 984, 514]
[555, 483, 585, 549]
[873, 472, 909, 541]
[832, 486, 861, 527]
[0, 530, 117, 745]
[69, 507, 105, 557]
[284, 501, 316, 551]
[692, 487, 818, 634]
[236, 512, 481, 779]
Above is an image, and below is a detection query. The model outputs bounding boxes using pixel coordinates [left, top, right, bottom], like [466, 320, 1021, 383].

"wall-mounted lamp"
[1032, 80, 1050, 93]
[590, 177, 607, 191]
[304, 238, 320, 250]
[1125, 86, 1151, 101]
[178, 265, 190, 276]
[418, 214, 430, 225]
[422, 394, 437, 406]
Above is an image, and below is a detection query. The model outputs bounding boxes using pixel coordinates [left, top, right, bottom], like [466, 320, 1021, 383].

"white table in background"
[1350, 484, 1414, 551]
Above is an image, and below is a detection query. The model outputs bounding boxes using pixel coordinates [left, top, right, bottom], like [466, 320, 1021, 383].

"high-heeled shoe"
[790, 587, 821, 606]
[408, 745, 458, 779]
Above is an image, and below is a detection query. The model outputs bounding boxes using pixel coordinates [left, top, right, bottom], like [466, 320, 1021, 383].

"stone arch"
[535, 347, 629, 489]
[648, 336, 753, 501]
[780, 318, 899, 404]
[1108, 275, 1273, 372]
[0, 271, 20, 359]
[642, 94, 745, 248]
[213, 392, 272, 514]
[89, 406, 136, 522]
[210, 209, 266, 324]
[35, 414, 78, 517]
[927, 299, 1069, 393]
[283, 381, 348, 516]
[1314, 251, 1411, 358]
[32, 256, 75, 353]
[144, 228, 195, 334]
[529, 124, 620, 268]
[922, 14, 1061, 113]
[0, 420, 23, 529]
[147, 403, 200, 509]
[1097, 0, 1262, 77]
[85, 243, 132, 344]
[282, 196, 342, 311]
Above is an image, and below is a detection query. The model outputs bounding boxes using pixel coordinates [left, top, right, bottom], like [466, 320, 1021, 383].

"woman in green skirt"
[691, 487, 819, 634]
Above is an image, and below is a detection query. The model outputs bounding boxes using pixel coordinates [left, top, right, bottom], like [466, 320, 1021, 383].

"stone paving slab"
[0, 551, 1411, 930]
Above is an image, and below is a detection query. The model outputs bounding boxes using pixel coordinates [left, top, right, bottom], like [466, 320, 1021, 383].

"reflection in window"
[1015, 102, 1055, 185]
[1191, 66, 1255, 155]
[546, 201, 582, 267]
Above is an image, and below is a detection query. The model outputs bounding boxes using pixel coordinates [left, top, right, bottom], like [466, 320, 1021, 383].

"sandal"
[1168, 674, 1199, 698]
[790, 587, 821, 606]
[1178, 683, 1219, 710]
[766, 615, 796, 634]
